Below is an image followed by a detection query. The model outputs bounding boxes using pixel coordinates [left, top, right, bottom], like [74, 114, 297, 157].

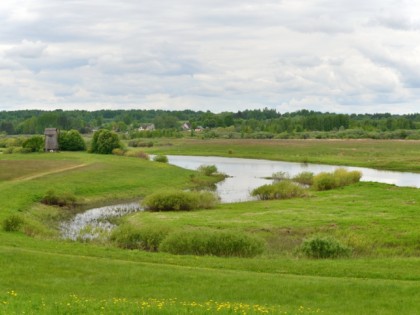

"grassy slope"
[0, 148, 419, 314]
[143, 138, 420, 172]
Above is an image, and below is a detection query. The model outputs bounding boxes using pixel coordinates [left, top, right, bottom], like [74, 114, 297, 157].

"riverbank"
[140, 138, 420, 173]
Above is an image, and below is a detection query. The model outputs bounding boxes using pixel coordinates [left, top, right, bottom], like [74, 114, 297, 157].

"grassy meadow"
[141, 138, 420, 172]
[1, 140, 420, 314]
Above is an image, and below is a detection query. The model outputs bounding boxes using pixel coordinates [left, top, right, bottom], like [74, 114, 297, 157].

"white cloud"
[0, 0, 419, 113]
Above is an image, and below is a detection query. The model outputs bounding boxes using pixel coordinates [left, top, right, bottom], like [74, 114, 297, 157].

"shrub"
[333, 168, 362, 187]
[153, 155, 168, 163]
[251, 180, 308, 200]
[312, 172, 336, 191]
[159, 229, 265, 257]
[41, 190, 78, 208]
[111, 225, 170, 251]
[292, 171, 314, 186]
[22, 135, 44, 152]
[125, 150, 150, 160]
[59, 130, 86, 151]
[112, 148, 126, 156]
[2, 215, 24, 232]
[312, 169, 362, 191]
[90, 129, 121, 154]
[300, 235, 351, 259]
[198, 164, 218, 176]
[143, 190, 219, 211]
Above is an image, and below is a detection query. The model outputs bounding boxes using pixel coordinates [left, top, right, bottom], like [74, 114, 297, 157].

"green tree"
[59, 130, 86, 151]
[22, 135, 44, 152]
[91, 129, 121, 154]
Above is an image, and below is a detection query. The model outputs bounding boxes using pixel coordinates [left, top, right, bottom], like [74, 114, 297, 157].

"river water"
[61, 155, 420, 240]
[167, 155, 420, 203]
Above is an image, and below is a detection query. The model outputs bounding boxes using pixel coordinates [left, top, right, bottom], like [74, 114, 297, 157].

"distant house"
[181, 122, 191, 131]
[138, 123, 155, 131]
[44, 128, 59, 152]
[194, 126, 204, 132]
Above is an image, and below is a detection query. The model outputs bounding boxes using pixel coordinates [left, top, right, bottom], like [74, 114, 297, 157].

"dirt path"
[12, 163, 88, 182]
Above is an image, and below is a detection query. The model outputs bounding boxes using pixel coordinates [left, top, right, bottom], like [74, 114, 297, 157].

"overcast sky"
[1, 0, 419, 114]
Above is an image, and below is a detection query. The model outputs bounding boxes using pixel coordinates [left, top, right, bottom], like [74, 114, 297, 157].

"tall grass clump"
[40, 190, 78, 208]
[312, 168, 362, 191]
[2, 215, 24, 232]
[299, 235, 351, 259]
[251, 180, 308, 200]
[198, 164, 218, 176]
[159, 229, 265, 257]
[292, 171, 314, 186]
[143, 190, 219, 211]
[153, 155, 168, 163]
[111, 224, 170, 251]
[125, 150, 150, 160]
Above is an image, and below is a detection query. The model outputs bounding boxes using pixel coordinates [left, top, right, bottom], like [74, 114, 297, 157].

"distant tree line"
[0, 108, 419, 137]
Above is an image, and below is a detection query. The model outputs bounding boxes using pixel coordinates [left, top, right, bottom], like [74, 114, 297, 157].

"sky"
[1, 0, 420, 114]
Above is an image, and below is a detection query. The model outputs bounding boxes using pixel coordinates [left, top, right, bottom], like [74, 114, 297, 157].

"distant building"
[44, 128, 59, 152]
[138, 124, 155, 131]
[181, 122, 191, 131]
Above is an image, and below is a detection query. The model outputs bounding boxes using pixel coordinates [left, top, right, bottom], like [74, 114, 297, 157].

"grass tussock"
[40, 190, 79, 208]
[143, 190, 219, 211]
[299, 235, 351, 259]
[251, 180, 308, 200]
[111, 224, 171, 251]
[312, 168, 362, 191]
[153, 155, 169, 163]
[159, 229, 265, 257]
[2, 214, 24, 232]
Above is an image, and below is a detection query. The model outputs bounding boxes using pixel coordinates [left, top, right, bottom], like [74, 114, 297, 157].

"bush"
[159, 229, 265, 257]
[251, 180, 308, 200]
[22, 135, 44, 152]
[300, 235, 351, 259]
[292, 172, 314, 186]
[2, 215, 24, 232]
[143, 190, 219, 211]
[41, 190, 78, 208]
[312, 172, 336, 191]
[59, 130, 86, 151]
[125, 150, 150, 160]
[153, 155, 168, 163]
[111, 225, 170, 251]
[271, 171, 289, 181]
[90, 129, 121, 154]
[112, 148, 126, 156]
[312, 168, 362, 191]
[198, 165, 218, 176]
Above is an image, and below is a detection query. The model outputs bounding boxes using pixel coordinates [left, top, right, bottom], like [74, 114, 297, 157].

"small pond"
[60, 202, 141, 241]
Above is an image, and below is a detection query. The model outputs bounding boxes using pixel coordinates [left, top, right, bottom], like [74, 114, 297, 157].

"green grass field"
[142, 138, 420, 173]
[1, 141, 419, 314]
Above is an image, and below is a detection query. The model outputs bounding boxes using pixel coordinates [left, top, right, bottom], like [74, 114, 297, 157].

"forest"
[0, 108, 419, 139]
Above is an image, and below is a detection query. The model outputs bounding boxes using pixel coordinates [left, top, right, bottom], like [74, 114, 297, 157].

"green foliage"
[112, 148, 126, 156]
[153, 154, 168, 163]
[40, 190, 78, 208]
[143, 190, 219, 211]
[198, 164, 218, 176]
[300, 236, 351, 259]
[128, 140, 154, 147]
[125, 150, 150, 160]
[59, 129, 86, 151]
[22, 135, 44, 152]
[251, 180, 308, 200]
[292, 171, 314, 186]
[90, 129, 121, 154]
[2, 215, 24, 232]
[111, 224, 170, 251]
[312, 168, 362, 191]
[159, 229, 265, 257]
